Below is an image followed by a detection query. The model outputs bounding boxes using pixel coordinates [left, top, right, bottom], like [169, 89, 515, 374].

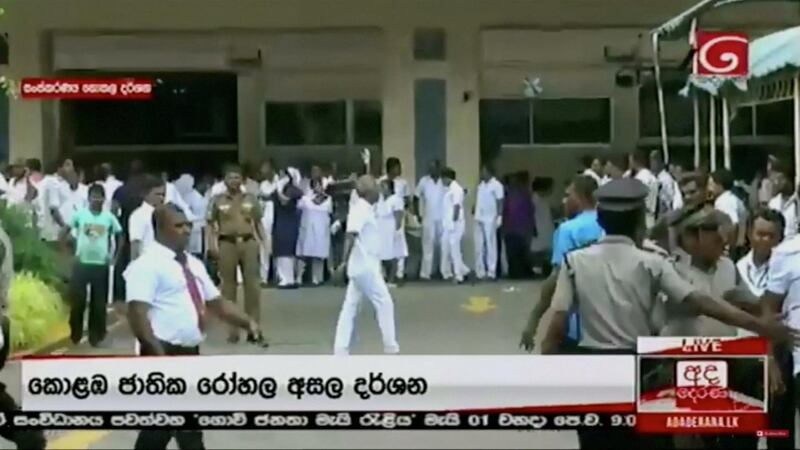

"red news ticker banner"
[20, 78, 153, 100]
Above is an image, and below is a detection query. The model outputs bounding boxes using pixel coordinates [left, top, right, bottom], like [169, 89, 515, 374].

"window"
[353, 101, 382, 145]
[414, 28, 446, 61]
[479, 98, 611, 148]
[639, 73, 694, 137]
[533, 98, 611, 144]
[73, 73, 237, 145]
[755, 100, 793, 136]
[264, 101, 346, 145]
[480, 100, 530, 146]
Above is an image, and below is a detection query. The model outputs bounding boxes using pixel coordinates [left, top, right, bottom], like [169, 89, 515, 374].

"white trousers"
[396, 258, 405, 279]
[441, 222, 469, 281]
[333, 270, 399, 355]
[474, 220, 499, 279]
[276, 256, 296, 286]
[420, 220, 447, 279]
[297, 258, 325, 285]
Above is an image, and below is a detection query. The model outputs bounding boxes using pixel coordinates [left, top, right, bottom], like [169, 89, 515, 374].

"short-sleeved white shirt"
[415, 175, 446, 222]
[634, 168, 659, 228]
[209, 181, 246, 198]
[346, 197, 382, 277]
[60, 184, 88, 226]
[442, 181, 466, 227]
[765, 236, 800, 374]
[379, 176, 411, 200]
[129, 202, 156, 250]
[714, 190, 743, 225]
[736, 250, 769, 338]
[768, 193, 798, 240]
[100, 176, 123, 212]
[475, 177, 504, 223]
[124, 242, 220, 347]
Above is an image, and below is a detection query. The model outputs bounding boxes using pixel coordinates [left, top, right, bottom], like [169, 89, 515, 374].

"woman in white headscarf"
[174, 174, 207, 256]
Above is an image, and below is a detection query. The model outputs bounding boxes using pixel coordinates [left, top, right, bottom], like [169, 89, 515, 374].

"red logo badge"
[694, 32, 749, 77]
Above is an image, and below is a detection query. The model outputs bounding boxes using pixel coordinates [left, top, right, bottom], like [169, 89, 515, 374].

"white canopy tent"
[680, 26, 800, 183]
[650, 0, 793, 172]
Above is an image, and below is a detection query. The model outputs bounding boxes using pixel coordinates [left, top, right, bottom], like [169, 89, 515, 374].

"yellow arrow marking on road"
[461, 296, 497, 314]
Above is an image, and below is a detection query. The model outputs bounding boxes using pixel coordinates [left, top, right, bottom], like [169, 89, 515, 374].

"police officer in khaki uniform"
[541, 178, 796, 450]
[207, 164, 266, 343]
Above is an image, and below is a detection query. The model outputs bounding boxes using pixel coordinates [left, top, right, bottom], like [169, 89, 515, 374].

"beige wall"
[5, 0, 799, 185]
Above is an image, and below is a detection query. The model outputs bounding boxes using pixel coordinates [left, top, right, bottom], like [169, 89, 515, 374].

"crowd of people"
[0, 146, 799, 448]
[517, 148, 800, 450]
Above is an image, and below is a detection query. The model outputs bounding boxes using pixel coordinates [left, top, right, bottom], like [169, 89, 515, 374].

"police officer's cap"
[678, 208, 732, 232]
[595, 178, 648, 212]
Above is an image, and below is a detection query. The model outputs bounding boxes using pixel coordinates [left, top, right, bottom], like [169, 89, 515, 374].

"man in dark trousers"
[124, 204, 266, 450]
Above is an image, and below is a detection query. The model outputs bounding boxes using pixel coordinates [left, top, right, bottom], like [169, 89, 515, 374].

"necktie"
[175, 253, 205, 332]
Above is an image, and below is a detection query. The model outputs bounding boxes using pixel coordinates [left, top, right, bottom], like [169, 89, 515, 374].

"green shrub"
[8, 272, 68, 352]
[0, 204, 62, 288]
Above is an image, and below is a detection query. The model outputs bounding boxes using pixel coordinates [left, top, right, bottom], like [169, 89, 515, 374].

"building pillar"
[7, 29, 48, 163]
[381, 26, 415, 180]
[446, 24, 481, 263]
[237, 71, 261, 166]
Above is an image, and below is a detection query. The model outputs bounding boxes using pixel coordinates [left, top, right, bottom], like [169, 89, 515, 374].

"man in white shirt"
[441, 168, 469, 283]
[38, 159, 74, 243]
[380, 158, 410, 282]
[414, 160, 447, 280]
[760, 222, 800, 448]
[474, 164, 504, 280]
[97, 163, 122, 214]
[128, 176, 166, 260]
[159, 172, 194, 223]
[626, 150, 659, 229]
[332, 175, 399, 355]
[125, 203, 264, 450]
[60, 171, 88, 230]
[709, 169, 747, 254]
[5, 160, 36, 212]
[767, 161, 798, 240]
[580, 155, 603, 186]
[736, 210, 785, 334]
[650, 150, 682, 218]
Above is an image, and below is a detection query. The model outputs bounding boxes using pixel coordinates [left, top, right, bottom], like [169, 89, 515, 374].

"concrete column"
[381, 26, 415, 180]
[237, 71, 261, 165]
[7, 29, 48, 162]
[446, 24, 481, 262]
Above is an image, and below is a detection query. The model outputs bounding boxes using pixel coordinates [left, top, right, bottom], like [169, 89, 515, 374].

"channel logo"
[675, 360, 728, 410]
[694, 32, 749, 77]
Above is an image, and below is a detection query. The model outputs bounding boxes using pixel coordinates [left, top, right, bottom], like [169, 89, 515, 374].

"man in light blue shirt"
[521, 174, 603, 352]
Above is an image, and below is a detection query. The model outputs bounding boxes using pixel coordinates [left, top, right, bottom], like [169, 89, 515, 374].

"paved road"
[3, 280, 579, 449]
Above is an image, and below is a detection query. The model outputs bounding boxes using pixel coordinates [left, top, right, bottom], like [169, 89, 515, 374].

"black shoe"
[90, 338, 111, 349]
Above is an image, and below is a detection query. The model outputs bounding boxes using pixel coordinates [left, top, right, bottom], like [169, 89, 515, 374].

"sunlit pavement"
[3, 281, 582, 449]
